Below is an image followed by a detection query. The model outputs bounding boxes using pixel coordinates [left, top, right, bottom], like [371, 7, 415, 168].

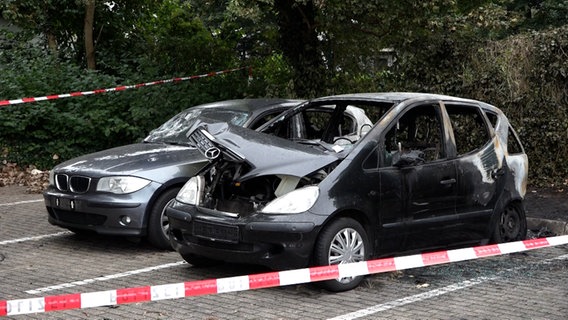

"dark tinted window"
[447, 106, 491, 156]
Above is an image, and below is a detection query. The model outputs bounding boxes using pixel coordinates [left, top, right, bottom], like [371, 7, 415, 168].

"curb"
[527, 217, 568, 236]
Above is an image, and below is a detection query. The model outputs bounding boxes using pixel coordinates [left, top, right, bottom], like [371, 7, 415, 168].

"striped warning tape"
[0, 67, 252, 107]
[1, 235, 567, 316]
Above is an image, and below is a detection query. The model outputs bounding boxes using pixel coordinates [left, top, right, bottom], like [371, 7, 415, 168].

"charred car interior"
[166, 93, 528, 292]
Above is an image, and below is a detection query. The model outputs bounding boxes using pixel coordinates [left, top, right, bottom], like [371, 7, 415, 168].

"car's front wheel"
[313, 217, 369, 292]
[147, 187, 180, 249]
[492, 202, 527, 243]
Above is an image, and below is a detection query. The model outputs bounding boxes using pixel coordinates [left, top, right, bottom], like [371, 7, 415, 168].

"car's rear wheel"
[147, 187, 180, 250]
[492, 202, 527, 243]
[313, 218, 369, 292]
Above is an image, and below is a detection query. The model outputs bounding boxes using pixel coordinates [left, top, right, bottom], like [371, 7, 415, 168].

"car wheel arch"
[145, 185, 184, 249]
[316, 209, 375, 256]
[142, 182, 186, 225]
[488, 197, 526, 243]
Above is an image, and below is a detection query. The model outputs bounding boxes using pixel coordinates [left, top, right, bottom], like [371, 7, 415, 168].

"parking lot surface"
[1, 185, 567, 319]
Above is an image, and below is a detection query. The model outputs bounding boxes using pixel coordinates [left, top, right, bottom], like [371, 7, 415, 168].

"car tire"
[181, 253, 221, 267]
[147, 187, 180, 250]
[491, 202, 527, 243]
[313, 218, 369, 292]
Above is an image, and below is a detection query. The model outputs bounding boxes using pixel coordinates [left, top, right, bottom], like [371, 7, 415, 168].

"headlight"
[261, 186, 319, 214]
[96, 176, 151, 194]
[176, 176, 204, 205]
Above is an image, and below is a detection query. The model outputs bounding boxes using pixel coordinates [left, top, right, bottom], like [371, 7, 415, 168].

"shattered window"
[382, 104, 444, 166]
[485, 111, 498, 128]
[447, 105, 491, 156]
[303, 109, 334, 139]
[507, 126, 524, 154]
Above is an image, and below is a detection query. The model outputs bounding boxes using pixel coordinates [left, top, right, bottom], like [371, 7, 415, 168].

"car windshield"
[144, 108, 250, 144]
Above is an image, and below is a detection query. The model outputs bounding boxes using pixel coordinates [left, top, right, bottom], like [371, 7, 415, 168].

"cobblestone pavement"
[1, 186, 567, 319]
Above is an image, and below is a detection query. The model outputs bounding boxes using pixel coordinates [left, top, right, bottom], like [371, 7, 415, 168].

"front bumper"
[43, 183, 160, 237]
[166, 202, 324, 270]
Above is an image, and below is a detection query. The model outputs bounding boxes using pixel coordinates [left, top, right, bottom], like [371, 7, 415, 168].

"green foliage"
[459, 27, 568, 186]
[1, 0, 568, 188]
[0, 43, 250, 168]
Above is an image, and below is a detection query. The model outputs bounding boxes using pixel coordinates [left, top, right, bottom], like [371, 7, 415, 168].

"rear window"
[447, 105, 491, 156]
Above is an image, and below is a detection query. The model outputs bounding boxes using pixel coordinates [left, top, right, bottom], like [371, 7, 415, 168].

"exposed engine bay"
[199, 160, 336, 215]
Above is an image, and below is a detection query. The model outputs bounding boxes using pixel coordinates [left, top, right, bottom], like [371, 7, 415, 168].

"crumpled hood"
[192, 121, 343, 180]
[53, 143, 207, 182]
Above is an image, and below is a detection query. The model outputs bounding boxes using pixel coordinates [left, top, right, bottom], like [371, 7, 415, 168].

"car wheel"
[492, 202, 527, 243]
[313, 218, 369, 292]
[147, 187, 180, 250]
[181, 253, 221, 267]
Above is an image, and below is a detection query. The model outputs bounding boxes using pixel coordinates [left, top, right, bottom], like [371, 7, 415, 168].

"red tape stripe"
[0, 67, 249, 107]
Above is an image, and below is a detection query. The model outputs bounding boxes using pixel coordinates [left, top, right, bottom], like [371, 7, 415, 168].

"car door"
[378, 102, 460, 251]
[444, 103, 503, 241]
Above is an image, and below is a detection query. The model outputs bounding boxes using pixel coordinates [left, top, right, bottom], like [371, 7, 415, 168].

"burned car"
[166, 93, 528, 291]
[43, 99, 303, 249]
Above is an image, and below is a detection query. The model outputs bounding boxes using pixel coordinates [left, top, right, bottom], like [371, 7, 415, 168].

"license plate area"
[193, 220, 239, 243]
[53, 196, 77, 211]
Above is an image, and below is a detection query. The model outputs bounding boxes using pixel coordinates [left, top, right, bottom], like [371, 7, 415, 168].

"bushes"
[461, 27, 568, 187]
[1, 21, 567, 188]
[0, 46, 251, 169]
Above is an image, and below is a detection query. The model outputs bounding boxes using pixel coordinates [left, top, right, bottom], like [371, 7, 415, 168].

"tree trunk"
[84, 0, 96, 70]
[274, 0, 326, 98]
[46, 32, 57, 55]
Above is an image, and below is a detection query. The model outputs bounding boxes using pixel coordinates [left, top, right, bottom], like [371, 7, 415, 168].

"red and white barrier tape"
[0, 67, 252, 107]
[1, 235, 567, 316]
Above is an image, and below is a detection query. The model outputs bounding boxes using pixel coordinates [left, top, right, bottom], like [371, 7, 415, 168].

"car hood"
[190, 121, 343, 180]
[53, 143, 207, 182]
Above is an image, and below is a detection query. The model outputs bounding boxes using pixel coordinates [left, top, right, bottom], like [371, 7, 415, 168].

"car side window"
[507, 126, 524, 154]
[303, 109, 333, 139]
[249, 109, 286, 130]
[382, 104, 444, 167]
[446, 105, 491, 156]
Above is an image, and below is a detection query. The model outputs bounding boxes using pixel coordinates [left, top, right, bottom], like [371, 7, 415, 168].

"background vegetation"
[0, 0, 567, 187]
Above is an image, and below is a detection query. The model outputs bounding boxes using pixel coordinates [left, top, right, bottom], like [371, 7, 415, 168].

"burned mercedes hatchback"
[166, 93, 528, 292]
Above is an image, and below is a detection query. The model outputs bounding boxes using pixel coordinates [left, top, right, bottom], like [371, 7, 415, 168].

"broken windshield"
[144, 108, 251, 144]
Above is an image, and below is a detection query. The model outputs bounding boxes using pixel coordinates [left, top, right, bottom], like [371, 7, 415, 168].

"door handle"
[440, 178, 456, 185]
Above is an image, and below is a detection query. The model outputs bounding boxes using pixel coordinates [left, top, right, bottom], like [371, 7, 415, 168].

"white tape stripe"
[547, 235, 568, 246]
[150, 283, 185, 301]
[216, 275, 250, 293]
[338, 261, 369, 279]
[0, 199, 43, 207]
[278, 268, 311, 286]
[498, 241, 528, 254]
[80, 290, 117, 309]
[0, 232, 72, 246]
[5, 297, 46, 316]
[394, 254, 424, 270]
[446, 247, 477, 262]
[25, 261, 186, 294]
